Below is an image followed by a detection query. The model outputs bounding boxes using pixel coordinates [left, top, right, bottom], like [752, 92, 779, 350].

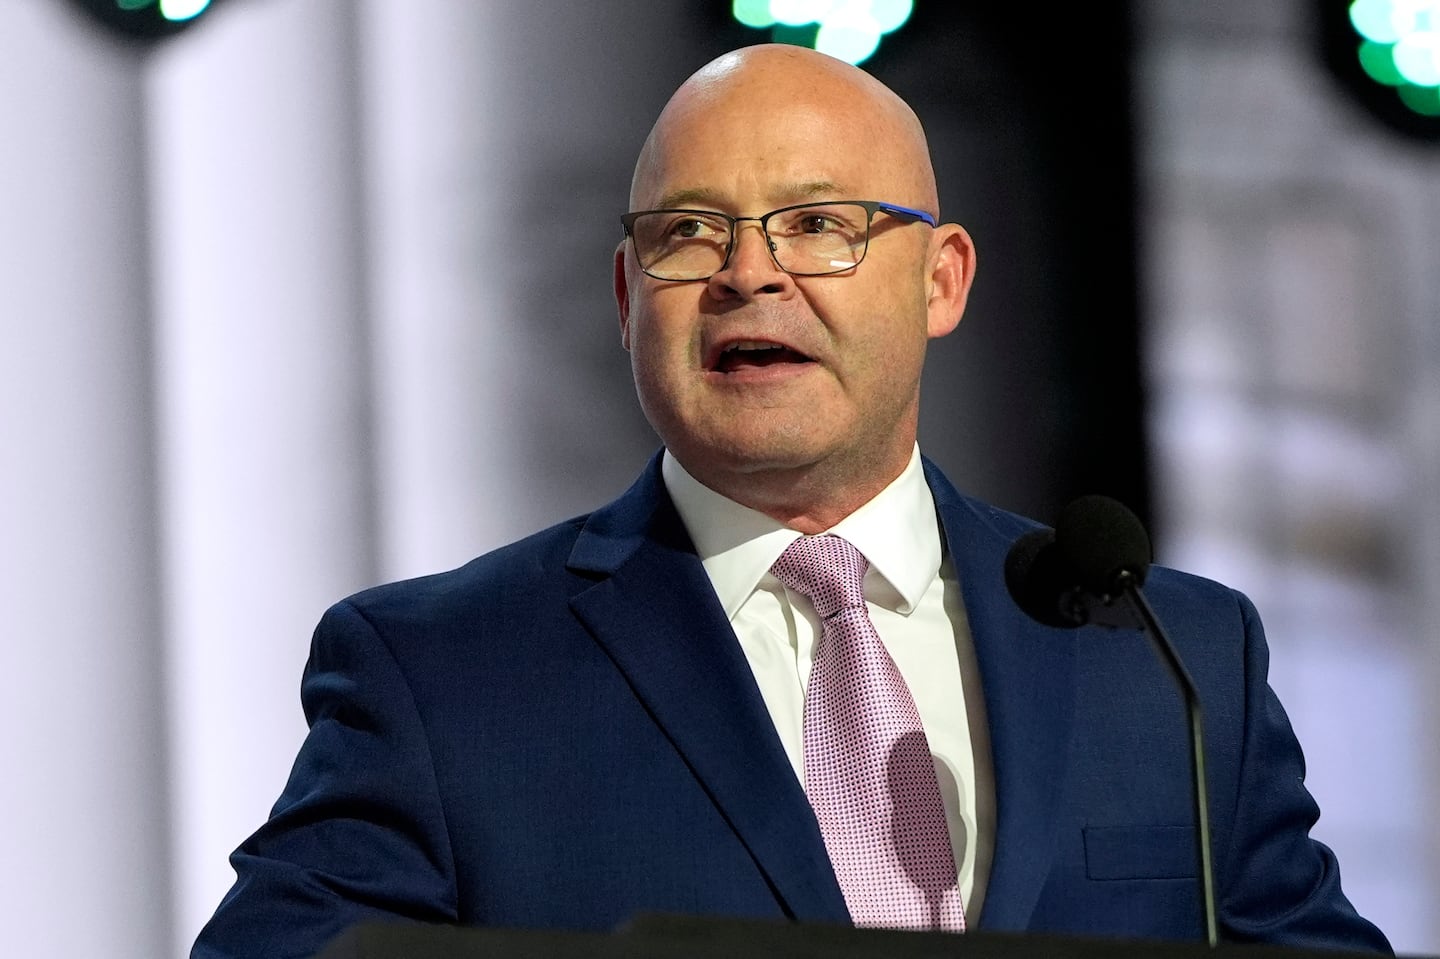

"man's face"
[616, 64, 971, 509]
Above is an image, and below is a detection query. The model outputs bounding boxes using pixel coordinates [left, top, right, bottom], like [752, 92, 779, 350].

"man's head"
[615, 44, 976, 532]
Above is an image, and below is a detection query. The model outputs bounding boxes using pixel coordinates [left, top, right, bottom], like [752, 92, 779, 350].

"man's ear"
[924, 223, 977, 340]
[614, 241, 633, 350]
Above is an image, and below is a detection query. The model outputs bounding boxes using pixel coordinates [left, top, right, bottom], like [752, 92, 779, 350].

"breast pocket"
[1083, 824, 1197, 881]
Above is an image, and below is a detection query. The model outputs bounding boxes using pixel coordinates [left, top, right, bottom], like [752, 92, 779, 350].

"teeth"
[724, 341, 783, 353]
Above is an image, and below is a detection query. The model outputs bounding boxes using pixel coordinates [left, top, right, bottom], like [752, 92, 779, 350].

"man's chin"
[670, 440, 840, 492]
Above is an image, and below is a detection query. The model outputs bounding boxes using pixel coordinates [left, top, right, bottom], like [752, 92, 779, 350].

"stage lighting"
[1348, 0, 1440, 116]
[67, 0, 216, 41]
[731, 0, 913, 65]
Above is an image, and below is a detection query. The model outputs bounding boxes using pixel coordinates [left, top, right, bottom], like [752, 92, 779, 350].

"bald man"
[193, 46, 1390, 958]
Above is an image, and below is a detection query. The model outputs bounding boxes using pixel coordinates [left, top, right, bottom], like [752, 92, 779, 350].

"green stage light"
[67, 0, 216, 40]
[731, 0, 913, 65]
[1349, 0, 1440, 115]
[1397, 80, 1440, 113]
[160, 0, 211, 20]
[732, 0, 776, 29]
[772, 0, 830, 27]
[1359, 38, 1407, 84]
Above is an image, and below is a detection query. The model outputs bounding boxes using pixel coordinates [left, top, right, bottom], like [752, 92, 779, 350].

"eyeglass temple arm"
[876, 201, 936, 226]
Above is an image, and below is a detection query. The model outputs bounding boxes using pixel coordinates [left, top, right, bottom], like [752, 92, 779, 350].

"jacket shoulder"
[333, 514, 594, 631]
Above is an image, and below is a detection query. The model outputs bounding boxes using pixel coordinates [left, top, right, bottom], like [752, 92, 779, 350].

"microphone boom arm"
[1114, 570, 1219, 948]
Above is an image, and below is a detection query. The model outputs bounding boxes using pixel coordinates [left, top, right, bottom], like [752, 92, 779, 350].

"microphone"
[1054, 494, 1151, 595]
[1002, 496, 1152, 630]
[1004, 497, 1219, 947]
[1003, 527, 1083, 628]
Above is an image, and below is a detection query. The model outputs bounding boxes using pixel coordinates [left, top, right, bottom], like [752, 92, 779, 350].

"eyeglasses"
[620, 200, 936, 281]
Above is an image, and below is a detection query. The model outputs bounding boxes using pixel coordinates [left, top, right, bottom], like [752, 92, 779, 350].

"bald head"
[630, 44, 940, 216]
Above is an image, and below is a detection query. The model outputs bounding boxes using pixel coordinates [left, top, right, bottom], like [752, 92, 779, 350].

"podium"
[316, 914, 1396, 959]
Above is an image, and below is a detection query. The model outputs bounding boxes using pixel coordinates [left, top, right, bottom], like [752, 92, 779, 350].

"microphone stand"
[1015, 506, 1221, 946]
[1113, 570, 1219, 948]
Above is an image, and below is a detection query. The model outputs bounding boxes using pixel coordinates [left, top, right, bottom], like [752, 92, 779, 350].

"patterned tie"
[771, 534, 965, 932]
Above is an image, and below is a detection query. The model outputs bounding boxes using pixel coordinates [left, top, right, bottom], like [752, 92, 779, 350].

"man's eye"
[669, 217, 721, 239]
[798, 214, 838, 234]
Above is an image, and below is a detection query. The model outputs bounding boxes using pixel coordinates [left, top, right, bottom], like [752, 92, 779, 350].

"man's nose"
[707, 222, 793, 300]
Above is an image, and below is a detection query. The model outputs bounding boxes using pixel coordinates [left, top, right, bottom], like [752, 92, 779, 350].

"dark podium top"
[316, 915, 1404, 959]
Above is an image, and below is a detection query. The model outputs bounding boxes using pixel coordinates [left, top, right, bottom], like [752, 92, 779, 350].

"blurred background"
[2, 0, 1437, 955]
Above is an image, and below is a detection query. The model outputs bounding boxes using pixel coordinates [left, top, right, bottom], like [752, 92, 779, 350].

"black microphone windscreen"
[1004, 527, 1084, 629]
[1055, 495, 1152, 594]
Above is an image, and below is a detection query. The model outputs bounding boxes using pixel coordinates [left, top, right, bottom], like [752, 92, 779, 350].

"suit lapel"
[565, 456, 1075, 929]
[926, 465, 1077, 931]
[566, 457, 849, 923]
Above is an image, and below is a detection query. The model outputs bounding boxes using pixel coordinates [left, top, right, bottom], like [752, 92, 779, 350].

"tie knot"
[770, 535, 870, 619]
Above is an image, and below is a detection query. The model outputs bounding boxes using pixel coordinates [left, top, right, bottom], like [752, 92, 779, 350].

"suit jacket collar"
[566, 453, 1075, 930]
[923, 459, 1077, 930]
[567, 453, 850, 923]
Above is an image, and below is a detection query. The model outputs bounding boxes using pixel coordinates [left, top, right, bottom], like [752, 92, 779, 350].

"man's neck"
[678, 450, 914, 535]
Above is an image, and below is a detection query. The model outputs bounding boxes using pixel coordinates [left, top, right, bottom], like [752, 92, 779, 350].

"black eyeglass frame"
[619, 199, 937, 281]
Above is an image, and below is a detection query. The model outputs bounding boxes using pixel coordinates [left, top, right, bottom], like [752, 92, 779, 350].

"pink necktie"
[771, 535, 965, 932]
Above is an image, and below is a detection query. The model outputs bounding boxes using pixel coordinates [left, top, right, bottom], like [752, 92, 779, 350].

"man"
[193, 45, 1390, 957]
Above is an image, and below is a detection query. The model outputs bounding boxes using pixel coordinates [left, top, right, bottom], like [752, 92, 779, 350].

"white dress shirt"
[661, 447, 995, 919]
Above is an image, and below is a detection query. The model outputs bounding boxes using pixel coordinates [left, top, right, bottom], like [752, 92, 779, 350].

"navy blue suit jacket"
[193, 457, 1390, 958]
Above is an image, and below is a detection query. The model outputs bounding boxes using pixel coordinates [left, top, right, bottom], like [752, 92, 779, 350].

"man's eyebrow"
[777, 181, 847, 203]
[654, 187, 727, 210]
[652, 181, 848, 211]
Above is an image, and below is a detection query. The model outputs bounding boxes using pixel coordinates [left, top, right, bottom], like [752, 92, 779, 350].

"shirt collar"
[661, 446, 942, 620]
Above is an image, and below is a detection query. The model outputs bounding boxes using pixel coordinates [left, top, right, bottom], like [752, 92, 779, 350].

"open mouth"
[711, 340, 815, 374]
